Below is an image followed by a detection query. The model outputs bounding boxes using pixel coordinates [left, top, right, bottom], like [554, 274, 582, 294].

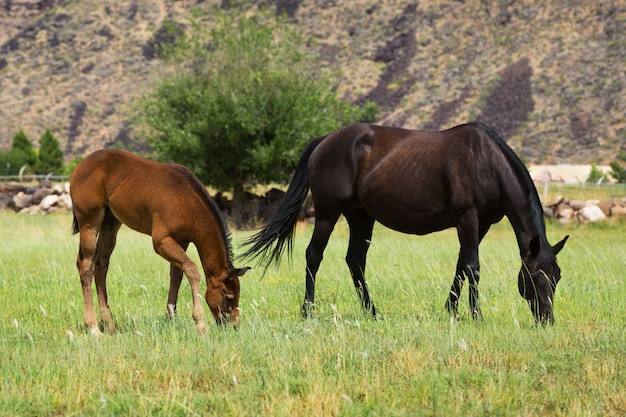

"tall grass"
[0, 211, 624, 416]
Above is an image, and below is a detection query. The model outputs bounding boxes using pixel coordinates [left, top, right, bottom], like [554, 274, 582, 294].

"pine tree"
[6, 129, 37, 175]
[36, 128, 64, 174]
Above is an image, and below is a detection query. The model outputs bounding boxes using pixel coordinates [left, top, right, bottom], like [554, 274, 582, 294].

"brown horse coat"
[70, 149, 248, 335]
[243, 122, 568, 324]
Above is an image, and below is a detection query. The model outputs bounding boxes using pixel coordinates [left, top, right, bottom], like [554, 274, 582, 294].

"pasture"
[0, 210, 624, 416]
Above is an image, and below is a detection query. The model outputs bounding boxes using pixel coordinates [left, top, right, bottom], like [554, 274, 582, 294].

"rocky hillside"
[0, 0, 624, 164]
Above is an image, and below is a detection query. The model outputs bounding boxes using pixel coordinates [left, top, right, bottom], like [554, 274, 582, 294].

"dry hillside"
[0, 0, 624, 164]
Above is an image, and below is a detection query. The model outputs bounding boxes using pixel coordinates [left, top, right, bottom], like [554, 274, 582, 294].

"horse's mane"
[170, 165, 234, 265]
[468, 122, 551, 259]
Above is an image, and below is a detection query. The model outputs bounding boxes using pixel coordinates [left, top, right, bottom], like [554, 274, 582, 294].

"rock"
[555, 203, 574, 219]
[568, 200, 585, 210]
[58, 193, 73, 210]
[13, 192, 32, 209]
[597, 200, 614, 216]
[585, 199, 601, 206]
[578, 205, 607, 222]
[0, 182, 27, 195]
[52, 183, 66, 194]
[19, 205, 42, 215]
[610, 205, 626, 218]
[544, 195, 564, 207]
[31, 187, 53, 204]
[40, 194, 60, 210]
[0, 193, 13, 210]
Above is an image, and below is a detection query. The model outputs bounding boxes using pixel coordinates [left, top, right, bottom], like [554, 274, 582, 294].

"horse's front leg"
[303, 214, 339, 318]
[445, 262, 465, 319]
[155, 236, 206, 334]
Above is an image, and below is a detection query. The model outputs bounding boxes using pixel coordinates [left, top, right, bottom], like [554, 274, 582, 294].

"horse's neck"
[501, 182, 546, 258]
[507, 209, 544, 257]
[195, 223, 232, 275]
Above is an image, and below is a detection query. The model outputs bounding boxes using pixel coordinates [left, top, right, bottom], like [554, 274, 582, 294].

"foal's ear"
[236, 267, 251, 277]
[552, 235, 569, 256]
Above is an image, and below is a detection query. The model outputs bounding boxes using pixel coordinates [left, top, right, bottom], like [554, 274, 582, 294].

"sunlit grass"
[0, 211, 624, 416]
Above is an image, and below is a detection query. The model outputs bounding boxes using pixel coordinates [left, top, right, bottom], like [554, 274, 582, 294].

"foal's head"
[206, 267, 250, 327]
[518, 235, 568, 325]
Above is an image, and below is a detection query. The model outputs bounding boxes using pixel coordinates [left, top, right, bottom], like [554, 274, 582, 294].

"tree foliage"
[586, 163, 605, 184]
[36, 128, 64, 174]
[609, 152, 626, 183]
[0, 129, 38, 175]
[136, 7, 377, 198]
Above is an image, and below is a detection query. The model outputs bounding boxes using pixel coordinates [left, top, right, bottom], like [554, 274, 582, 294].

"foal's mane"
[170, 165, 234, 265]
[468, 122, 548, 246]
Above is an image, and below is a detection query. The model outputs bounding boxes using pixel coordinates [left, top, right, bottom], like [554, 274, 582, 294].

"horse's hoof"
[301, 302, 316, 319]
[370, 305, 380, 320]
[89, 327, 104, 336]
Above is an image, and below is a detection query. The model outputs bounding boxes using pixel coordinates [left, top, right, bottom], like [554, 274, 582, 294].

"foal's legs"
[153, 235, 207, 333]
[302, 211, 340, 317]
[166, 243, 189, 320]
[446, 213, 487, 321]
[93, 210, 122, 333]
[344, 208, 376, 316]
[77, 224, 102, 335]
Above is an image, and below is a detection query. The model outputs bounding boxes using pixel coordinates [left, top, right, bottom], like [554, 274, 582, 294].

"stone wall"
[0, 181, 625, 226]
[542, 196, 626, 223]
[0, 181, 72, 215]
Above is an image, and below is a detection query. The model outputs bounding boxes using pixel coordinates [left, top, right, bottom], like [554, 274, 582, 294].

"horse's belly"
[364, 202, 454, 235]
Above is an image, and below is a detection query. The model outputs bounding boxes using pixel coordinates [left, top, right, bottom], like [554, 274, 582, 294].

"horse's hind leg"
[166, 243, 188, 320]
[303, 211, 340, 318]
[77, 225, 101, 335]
[93, 209, 122, 333]
[344, 208, 377, 317]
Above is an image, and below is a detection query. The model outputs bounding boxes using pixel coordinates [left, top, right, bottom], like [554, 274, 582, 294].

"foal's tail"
[72, 210, 79, 234]
[241, 136, 326, 268]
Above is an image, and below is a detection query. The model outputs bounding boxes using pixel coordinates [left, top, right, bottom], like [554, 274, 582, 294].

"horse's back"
[70, 149, 206, 235]
[307, 123, 506, 234]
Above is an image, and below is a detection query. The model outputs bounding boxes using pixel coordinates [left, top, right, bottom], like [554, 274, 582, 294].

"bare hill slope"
[0, 0, 624, 164]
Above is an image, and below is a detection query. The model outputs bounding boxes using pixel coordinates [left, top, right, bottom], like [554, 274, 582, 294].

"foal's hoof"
[89, 327, 104, 337]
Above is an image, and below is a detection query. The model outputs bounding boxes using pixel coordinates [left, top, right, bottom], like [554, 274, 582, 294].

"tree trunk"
[230, 182, 257, 230]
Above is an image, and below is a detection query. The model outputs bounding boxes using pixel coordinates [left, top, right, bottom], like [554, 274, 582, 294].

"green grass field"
[0, 211, 624, 416]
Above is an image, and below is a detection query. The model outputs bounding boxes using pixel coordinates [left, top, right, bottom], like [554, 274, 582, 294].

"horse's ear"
[237, 267, 251, 277]
[528, 236, 541, 259]
[552, 235, 569, 256]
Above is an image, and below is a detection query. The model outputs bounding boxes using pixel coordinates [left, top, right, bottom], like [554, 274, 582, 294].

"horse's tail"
[72, 209, 79, 234]
[241, 135, 327, 268]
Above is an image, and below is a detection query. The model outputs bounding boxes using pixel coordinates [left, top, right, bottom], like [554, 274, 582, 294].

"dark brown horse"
[70, 149, 249, 335]
[243, 122, 568, 324]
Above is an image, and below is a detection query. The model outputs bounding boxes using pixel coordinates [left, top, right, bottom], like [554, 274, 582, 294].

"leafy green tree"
[136, 7, 377, 206]
[609, 152, 626, 183]
[586, 163, 605, 184]
[36, 128, 65, 174]
[3, 129, 37, 175]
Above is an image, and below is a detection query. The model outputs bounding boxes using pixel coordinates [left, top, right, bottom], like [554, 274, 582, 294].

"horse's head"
[206, 267, 250, 327]
[518, 235, 568, 325]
